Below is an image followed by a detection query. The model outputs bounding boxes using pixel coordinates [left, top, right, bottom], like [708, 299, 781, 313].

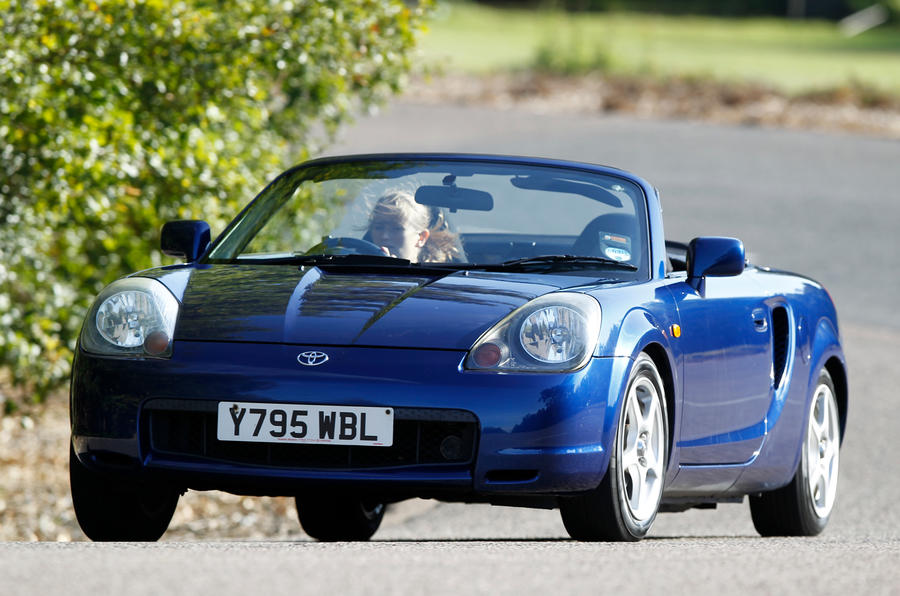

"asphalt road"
[2, 104, 898, 595]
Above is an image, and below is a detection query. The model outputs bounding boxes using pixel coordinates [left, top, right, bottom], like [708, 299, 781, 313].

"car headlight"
[465, 293, 601, 372]
[80, 277, 179, 358]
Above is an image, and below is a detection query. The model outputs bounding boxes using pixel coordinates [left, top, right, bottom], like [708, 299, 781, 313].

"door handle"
[751, 308, 768, 332]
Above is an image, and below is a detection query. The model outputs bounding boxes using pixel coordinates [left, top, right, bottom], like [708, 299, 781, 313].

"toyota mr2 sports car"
[70, 153, 847, 542]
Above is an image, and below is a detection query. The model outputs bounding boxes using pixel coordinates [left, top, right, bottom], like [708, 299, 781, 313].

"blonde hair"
[369, 191, 460, 262]
[370, 191, 432, 231]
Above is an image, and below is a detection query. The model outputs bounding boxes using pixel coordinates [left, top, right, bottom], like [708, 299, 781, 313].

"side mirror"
[161, 220, 210, 262]
[687, 237, 745, 280]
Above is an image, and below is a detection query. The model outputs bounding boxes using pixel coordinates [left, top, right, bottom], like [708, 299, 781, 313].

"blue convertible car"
[70, 154, 846, 541]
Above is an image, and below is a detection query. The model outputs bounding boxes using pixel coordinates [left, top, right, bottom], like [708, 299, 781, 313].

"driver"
[367, 191, 460, 263]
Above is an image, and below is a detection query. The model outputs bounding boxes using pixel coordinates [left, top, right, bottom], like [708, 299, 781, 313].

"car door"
[668, 270, 774, 465]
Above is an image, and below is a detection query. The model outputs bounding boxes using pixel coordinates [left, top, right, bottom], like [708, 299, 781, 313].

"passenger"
[367, 191, 460, 262]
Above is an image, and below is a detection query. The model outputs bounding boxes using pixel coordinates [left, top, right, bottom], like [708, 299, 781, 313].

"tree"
[0, 0, 430, 407]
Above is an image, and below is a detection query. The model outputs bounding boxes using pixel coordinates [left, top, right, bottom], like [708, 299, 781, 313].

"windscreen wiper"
[484, 254, 639, 272]
[234, 253, 412, 267]
[296, 253, 413, 267]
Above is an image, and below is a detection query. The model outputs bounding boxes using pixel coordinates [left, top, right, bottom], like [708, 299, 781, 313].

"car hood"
[147, 265, 568, 350]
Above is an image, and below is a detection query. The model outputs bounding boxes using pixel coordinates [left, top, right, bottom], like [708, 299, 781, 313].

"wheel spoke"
[822, 459, 836, 490]
[814, 470, 828, 508]
[649, 418, 663, 456]
[807, 431, 819, 467]
[808, 463, 823, 499]
[644, 468, 660, 506]
[623, 424, 637, 462]
[629, 463, 645, 511]
[642, 446, 657, 473]
[643, 391, 659, 429]
[823, 439, 839, 485]
[647, 434, 662, 472]
[628, 392, 643, 430]
[828, 441, 840, 468]
[621, 441, 640, 472]
[823, 435, 837, 462]
[821, 393, 834, 430]
[810, 406, 826, 440]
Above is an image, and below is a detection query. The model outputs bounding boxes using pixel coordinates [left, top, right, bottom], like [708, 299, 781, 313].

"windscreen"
[205, 159, 649, 277]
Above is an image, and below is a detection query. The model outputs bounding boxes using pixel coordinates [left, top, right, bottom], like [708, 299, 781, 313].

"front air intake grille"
[772, 306, 789, 389]
[142, 400, 478, 469]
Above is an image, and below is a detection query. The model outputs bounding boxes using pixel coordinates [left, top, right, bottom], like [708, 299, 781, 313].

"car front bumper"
[71, 341, 630, 501]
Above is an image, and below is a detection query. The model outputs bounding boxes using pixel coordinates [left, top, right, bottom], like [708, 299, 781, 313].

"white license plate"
[216, 402, 393, 446]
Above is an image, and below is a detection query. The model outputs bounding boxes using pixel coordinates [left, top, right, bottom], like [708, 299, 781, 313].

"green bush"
[532, 33, 613, 75]
[0, 0, 430, 408]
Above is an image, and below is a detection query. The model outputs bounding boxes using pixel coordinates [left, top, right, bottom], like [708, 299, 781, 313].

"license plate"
[216, 402, 393, 446]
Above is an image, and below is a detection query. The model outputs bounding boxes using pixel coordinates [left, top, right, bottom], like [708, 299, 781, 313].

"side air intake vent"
[772, 306, 789, 388]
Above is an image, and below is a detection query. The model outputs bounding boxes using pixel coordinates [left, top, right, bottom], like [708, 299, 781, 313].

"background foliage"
[0, 0, 429, 407]
[423, 3, 900, 95]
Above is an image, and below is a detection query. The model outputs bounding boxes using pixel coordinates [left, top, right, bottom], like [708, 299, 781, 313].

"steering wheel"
[306, 236, 386, 256]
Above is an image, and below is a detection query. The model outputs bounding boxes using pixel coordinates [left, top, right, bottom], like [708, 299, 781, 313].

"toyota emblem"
[297, 351, 329, 366]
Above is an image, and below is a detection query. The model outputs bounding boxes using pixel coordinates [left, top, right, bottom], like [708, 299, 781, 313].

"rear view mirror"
[415, 185, 493, 212]
[687, 237, 745, 280]
[161, 220, 211, 262]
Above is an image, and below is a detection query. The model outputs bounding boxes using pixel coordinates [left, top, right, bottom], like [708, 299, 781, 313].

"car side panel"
[666, 269, 775, 465]
[729, 272, 846, 494]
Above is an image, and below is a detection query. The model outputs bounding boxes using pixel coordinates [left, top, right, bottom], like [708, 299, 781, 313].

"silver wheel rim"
[805, 383, 840, 518]
[619, 372, 665, 523]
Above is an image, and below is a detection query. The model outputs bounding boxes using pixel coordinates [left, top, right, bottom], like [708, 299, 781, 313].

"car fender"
[809, 317, 844, 390]
[605, 306, 673, 361]
[808, 314, 848, 436]
[600, 305, 681, 482]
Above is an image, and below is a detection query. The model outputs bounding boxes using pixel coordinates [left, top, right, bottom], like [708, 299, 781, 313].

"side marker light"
[472, 342, 502, 367]
[143, 330, 171, 355]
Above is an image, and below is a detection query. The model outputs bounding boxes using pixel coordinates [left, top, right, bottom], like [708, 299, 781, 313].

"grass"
[419, 2, 900, 96]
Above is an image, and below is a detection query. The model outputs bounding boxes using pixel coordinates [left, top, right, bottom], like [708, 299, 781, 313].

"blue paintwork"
[160, 220, 210, 263]
[687, 237, 746, 280]
[668, 271, 773, 465]
[167, 265, 560, 349]
[71, 342, 632, 494]
[71, 153, 847, 509]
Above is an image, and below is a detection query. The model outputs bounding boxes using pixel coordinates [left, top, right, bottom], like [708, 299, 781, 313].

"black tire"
[750, 369, 841, 536]
[295, 496, 386, 541]
[70, 444, 179, 541]
[560, 353, 668, 541]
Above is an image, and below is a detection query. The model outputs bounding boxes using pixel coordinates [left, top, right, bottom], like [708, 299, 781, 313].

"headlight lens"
[520, 305, 590, 363]
[81, 278, 179, 357]
[465, 293, 601, 372]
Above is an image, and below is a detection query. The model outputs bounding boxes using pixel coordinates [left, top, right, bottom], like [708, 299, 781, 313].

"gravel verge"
[406, 72, 900, 138]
